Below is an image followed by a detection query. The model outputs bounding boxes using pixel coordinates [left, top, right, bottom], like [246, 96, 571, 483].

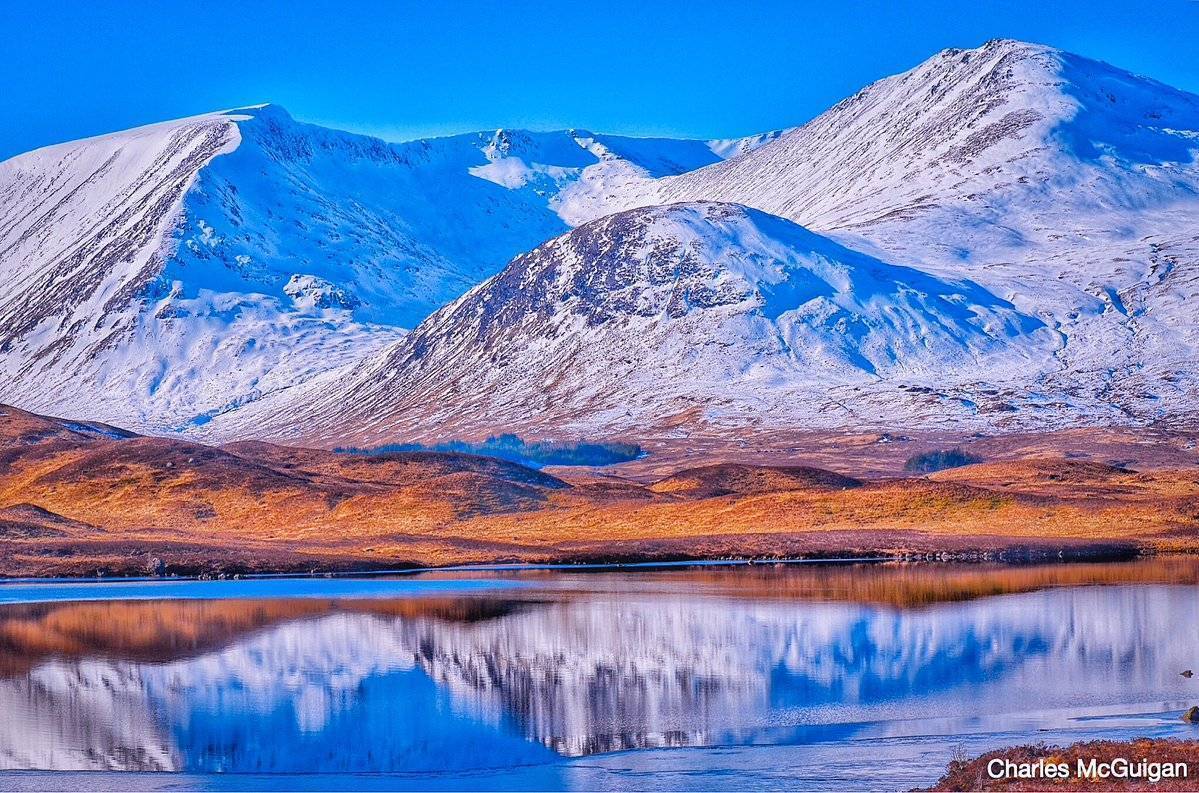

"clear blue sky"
[3, 0, 1198, 160]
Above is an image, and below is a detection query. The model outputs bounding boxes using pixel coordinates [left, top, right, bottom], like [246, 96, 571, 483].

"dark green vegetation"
[904, 447, 982, 473]
[336, 433, 643, 468]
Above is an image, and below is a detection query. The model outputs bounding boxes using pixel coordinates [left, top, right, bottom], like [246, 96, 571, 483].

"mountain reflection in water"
[0, 560, 1197, 774]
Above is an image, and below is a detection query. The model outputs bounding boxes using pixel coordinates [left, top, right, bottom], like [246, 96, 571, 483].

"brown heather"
[1, 405, 1198, 577]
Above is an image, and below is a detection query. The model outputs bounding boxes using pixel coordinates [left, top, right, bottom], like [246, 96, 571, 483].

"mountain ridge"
[3, 39, 1199, 442]
[0, 104, 765, 433]
[218, 201, 1066, 445]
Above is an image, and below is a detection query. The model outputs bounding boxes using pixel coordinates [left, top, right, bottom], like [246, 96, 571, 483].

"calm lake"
[0, 559, 1197, 791]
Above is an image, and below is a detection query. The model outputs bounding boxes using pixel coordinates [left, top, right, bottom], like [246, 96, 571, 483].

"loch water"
[0, 559, 1197, 790]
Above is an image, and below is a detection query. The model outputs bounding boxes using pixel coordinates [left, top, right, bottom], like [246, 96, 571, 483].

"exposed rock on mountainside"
[244, 202, 1059, 444]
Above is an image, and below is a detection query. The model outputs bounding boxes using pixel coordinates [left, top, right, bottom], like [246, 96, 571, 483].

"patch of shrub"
[336, 433, 643, 469]
[903, 447, 981, 474]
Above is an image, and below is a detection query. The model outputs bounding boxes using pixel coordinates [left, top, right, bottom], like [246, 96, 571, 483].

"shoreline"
[0, 541, 1158, 582]
[1, 547, 1187, 597]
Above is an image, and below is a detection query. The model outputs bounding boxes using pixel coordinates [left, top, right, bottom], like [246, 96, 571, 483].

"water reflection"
[0, 561, 1196, 773]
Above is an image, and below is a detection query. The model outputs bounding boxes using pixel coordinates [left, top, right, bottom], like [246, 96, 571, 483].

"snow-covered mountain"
[654, 39, 1199, 424]
[264, 38, 1197, 443]
[227, 202, 1062, 444]
[0, 105, 747, 433]
[3, 38, 1199, 441]
[661, 39, 1199, 237]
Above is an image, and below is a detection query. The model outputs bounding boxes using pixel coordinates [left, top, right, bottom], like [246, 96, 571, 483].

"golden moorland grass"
[1, 404, 1197, 576]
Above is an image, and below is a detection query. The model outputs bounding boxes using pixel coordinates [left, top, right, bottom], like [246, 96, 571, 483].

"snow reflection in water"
[0, 568, 1196, 777]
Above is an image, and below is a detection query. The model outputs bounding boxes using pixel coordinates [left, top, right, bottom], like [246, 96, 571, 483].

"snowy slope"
[5, 39, 1199, 442]
[169, 109, 739, 329]
[227, 202, 1062, 444]
[654, 40, 1199, 423]
[465, 126, 751, 225]
[659, 39, 1199, 238]
[0, 106, 743, 433]
[0, 107, 420, 432]
[218, 40, 1197, 445]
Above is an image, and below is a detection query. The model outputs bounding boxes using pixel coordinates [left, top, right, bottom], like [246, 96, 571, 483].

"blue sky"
[3, 0, 1198, 160]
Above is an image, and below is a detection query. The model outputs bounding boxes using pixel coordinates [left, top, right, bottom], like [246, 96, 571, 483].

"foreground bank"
[930, 739, 1199, 791]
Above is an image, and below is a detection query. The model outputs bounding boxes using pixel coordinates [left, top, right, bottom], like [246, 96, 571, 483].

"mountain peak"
[254, 199, 1056, 445]
[978, 37, 1054, 54]
[225, 101, 277, 114]
[6, 41, 1199, 444]
[660, 32, 1199, 229]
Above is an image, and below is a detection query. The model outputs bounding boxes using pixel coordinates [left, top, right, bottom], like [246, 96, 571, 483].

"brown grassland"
[1, 404, 1198, 577]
